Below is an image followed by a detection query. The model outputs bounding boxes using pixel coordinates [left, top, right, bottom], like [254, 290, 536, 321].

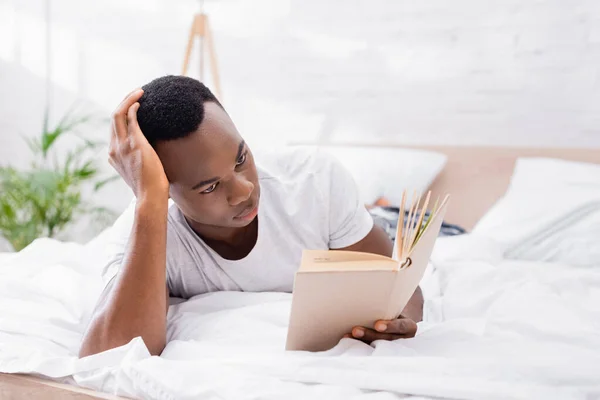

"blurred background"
[1, 0, 599, 249]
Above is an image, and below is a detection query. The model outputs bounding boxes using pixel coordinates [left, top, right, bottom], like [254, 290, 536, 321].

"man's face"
[154, 102, 260, 229]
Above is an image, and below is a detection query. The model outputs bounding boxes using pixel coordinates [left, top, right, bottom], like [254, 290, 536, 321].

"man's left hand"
[344, 315, 418, 344]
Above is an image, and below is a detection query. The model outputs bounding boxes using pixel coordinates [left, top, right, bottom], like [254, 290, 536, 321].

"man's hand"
[109, 89, 169, 200]
[344, 315, 418, 344]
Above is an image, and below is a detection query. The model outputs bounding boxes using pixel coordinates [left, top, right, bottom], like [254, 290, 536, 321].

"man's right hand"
[80, 89, 170, 358]
[109, 89, 169, 200]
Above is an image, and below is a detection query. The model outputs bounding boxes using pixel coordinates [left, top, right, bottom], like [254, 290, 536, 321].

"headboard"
[419, 146, 600, 230]
[292, 143, 600, 230]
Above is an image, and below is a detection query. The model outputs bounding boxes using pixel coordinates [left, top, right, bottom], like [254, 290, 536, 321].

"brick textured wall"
[214, 0, 600, 147]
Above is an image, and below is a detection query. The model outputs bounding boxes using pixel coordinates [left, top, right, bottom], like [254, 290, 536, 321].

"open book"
[286, 190, 450, 352]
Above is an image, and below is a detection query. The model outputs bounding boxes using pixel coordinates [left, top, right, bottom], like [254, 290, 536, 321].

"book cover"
[286, 191, 449, 352]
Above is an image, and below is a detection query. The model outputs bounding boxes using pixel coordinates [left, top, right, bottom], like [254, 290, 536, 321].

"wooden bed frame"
[0, 373, 125, 399]
[1, 144, 599, 399]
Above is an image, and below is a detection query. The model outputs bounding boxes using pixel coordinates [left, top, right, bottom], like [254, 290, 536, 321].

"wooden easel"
[182, 0, 222, 99]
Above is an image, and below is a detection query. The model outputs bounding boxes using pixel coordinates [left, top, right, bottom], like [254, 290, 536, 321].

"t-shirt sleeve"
[325, 152, 374, 249]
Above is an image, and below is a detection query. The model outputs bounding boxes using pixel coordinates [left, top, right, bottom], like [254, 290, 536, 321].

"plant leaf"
[72, 133, 104, 149]
[41, 126, 66, 158]
[1, 200, 15, 220]
[94, 174, 120, 191]
[61, 115, 93, 135]
[0, 167, 46, 250]
[40, 106, 96, 159]
[72, 160, 98, 181]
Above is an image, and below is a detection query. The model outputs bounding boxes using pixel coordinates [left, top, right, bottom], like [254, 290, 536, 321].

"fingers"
[373, 318, 418, 337]
[116, 88, 144, 112]
[112, 89, 144, 140]
[126, 102, 153, 150]
[347, 317, 418, 344]
[127, 102, 141, 135]
[350, 327, 405, 343]
[121, 88, 143, 104]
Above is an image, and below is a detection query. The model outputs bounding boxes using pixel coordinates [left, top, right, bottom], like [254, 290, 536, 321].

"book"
[285, 190, 450, 352]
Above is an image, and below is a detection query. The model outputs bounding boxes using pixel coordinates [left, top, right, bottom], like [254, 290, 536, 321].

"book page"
[299, 250, 396, 272]
[384, 200, 449, 319]
[299, 259, 400, 273]
[392, 191, 407, 261]
[408, 194, 449, 257]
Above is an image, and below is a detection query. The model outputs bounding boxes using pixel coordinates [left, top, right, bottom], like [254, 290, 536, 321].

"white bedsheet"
[1, 158, 600, 400]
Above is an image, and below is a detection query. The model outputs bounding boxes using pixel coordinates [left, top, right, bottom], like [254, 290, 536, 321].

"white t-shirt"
[101, 147, 374, 299]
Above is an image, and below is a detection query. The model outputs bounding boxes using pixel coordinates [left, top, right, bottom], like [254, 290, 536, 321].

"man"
[79, 75, 423, 357]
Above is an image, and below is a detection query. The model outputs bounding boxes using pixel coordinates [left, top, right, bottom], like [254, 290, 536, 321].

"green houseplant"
[0, 108, 118, 251]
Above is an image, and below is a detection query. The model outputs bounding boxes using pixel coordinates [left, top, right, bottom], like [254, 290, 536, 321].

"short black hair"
[137, 75, 222, 146]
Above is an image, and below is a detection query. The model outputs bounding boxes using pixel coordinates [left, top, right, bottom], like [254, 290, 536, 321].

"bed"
[1, 144, 599, 399]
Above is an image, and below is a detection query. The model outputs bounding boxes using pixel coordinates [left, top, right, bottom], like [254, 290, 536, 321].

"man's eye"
[201, 182, 218, 194]
[236, 152, 247, 166]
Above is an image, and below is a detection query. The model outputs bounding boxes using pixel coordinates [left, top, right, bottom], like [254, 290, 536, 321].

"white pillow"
[289, 145, 447, 206]
[473, 157, 600, 267]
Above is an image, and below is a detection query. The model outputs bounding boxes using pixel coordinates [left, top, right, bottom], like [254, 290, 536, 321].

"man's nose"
[228, 175, 253, 206]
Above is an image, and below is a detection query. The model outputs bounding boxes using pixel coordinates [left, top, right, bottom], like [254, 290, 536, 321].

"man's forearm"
[79, 197, 169, 357]
[402, 286, 424, 322]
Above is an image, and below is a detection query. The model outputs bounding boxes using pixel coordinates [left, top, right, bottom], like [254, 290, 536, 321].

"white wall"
[1, 0, 599, 241]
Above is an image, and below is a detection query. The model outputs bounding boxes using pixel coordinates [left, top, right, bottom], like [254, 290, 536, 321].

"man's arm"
[79, 89, 170, 357]
[79, 199, 169, 357]
[339, 224, 424, 322]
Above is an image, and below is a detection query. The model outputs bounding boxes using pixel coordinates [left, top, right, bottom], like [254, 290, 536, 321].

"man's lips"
[234, 202, 258, 220]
